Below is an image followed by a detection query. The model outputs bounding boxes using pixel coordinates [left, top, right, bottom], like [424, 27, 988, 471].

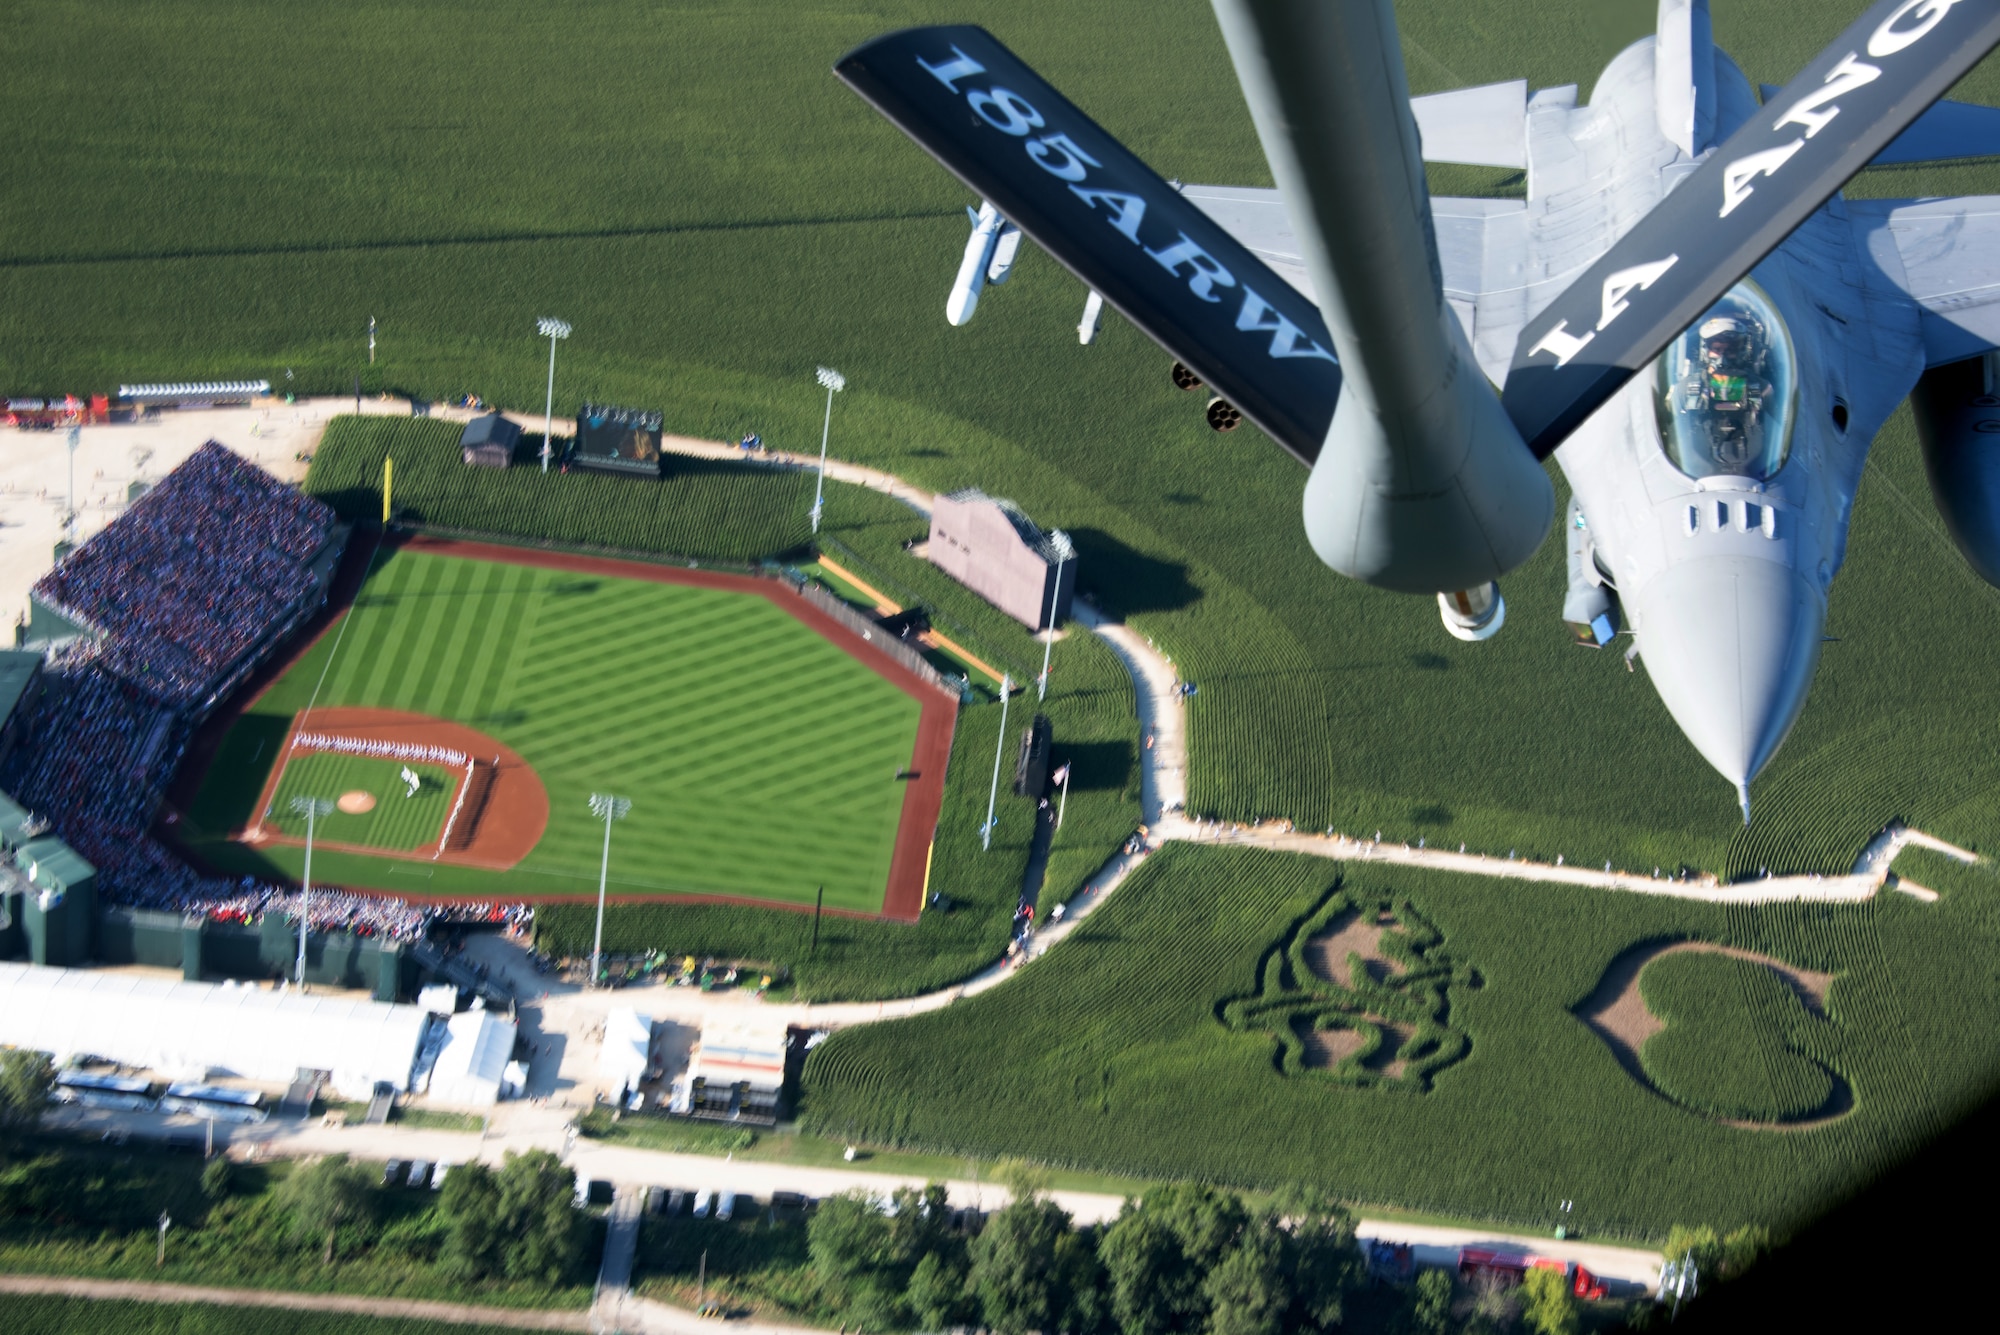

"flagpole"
[983, 674, 1010, 851]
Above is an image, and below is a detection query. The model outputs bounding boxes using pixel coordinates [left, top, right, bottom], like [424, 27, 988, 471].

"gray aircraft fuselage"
[1523, 40, 1922, 817]
[1189, 33, 1928, 818]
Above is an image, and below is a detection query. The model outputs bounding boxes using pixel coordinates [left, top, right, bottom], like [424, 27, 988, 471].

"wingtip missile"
[947, 199, 1006, 327]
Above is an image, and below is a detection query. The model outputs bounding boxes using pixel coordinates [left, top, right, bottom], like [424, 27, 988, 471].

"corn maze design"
[1220, 885, 1479, 1092]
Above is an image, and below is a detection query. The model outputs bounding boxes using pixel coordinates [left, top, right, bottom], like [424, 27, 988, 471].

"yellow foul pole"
[382, 456, 393, 526]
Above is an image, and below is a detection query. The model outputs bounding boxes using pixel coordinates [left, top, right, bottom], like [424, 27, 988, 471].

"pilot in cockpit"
[1678, 315, 1773, 468]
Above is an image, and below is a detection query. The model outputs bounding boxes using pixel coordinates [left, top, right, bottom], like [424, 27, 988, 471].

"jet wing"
[1765, 87, 2000, 165]
[1180, 184, 1524, 382]
[835, 26, 1341, 465]
[1852, 196, 2000, 365]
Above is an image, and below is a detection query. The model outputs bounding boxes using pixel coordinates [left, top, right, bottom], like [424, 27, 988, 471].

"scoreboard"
[572, 402, 664, 477]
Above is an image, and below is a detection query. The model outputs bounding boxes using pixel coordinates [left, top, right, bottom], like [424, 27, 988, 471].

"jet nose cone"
[1632, 555, 1825, 806]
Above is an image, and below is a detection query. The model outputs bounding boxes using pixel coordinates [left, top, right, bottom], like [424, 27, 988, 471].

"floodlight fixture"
[810, 367, 845, 532]
[588, 793, 632, 986]
[538, 318, 573, 473]
[288, 796, 334, 985]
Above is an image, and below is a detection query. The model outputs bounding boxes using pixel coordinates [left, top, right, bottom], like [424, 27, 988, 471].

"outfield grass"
[267, 754, 457, 852]
[184, 546, 922, 913]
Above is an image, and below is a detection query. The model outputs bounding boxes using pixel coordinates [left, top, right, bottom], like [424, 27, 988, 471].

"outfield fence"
[782, 575, 953, 694]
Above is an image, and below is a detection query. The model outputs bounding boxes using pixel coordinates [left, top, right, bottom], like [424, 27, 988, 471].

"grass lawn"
[266, 754, 457, 853]
[0, 1297, 550, 1335]
[182, 545, 923, 913]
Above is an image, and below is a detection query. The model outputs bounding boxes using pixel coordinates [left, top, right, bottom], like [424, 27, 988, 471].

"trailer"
[1457, 1248, 1608, 1301]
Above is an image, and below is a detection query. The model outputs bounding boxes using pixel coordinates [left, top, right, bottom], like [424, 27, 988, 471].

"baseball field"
[178, 538, 948, 917]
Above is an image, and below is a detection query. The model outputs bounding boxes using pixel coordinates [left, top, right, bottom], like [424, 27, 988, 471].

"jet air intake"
[1211, 0, 1554, 597]
[1911, 352, 2000, 587]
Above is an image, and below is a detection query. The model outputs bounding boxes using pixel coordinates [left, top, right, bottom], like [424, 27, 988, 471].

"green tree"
[275, 1154, 375, 1264]
[1719, 1224, 1770, 1279]
[1102, 1207, 1195, 1335]
[1270, 1185, 1361, 1331]
[886, 1183, 956, 1269]
[1519, 1267, 1579, 1335]
[1055, 1226, 1113, 1335]
[200, 1156, 236, 1201]
[1661, 1224, 1721, 1286]
[0, 1050, 54, 1151]
[1202, 1216, 1287, 1335]
[492, 1150, 583, 1284]
[994, 1159, 1054, 1202]
[437, 1160, 505, 1279]
[1411, 1268, 1454, 1335]
[909, 1249, 977, 1331]
[972, 1195, 1074, 1335]
[1101, 1185, 1251, 1335]
[810, 1189, 894, 1283]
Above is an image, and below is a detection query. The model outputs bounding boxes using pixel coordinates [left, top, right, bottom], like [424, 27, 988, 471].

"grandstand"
[0, 442, 498, 950]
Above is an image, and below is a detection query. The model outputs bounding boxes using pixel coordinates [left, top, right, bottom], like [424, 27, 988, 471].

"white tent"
[426, 1009, 517, 1107]
[0, 963, 431, 1099]
[597, 1008, 653, 1091]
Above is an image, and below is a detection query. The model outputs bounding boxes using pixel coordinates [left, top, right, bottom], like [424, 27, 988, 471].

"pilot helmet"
[1698, 316, 1757, 373]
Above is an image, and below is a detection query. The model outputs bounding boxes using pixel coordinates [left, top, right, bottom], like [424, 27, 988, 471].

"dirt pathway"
[0, 1273, 587, 1329]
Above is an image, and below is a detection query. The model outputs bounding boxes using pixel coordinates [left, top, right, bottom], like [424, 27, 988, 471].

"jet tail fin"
[1656, 0, 1718, 157]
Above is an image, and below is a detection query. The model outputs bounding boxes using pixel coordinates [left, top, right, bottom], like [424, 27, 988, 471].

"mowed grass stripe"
[384, 556, 467, 712]
[474, 562, 548, 721]
[406, 556, 495, 706]
[328, 555, 422, 704]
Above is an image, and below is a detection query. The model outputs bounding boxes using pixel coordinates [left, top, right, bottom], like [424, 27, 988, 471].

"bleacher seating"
[32, 442, 337, 708]
[1, 442, 523, 942]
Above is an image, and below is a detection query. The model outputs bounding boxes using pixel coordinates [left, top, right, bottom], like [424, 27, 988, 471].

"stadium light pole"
[538, 318, 572, 474]
[288, 796, 333, 986]
[982, 673, 1011, 851]
[1036, 534, 1070, 702]
[588, 793, 632, 987]
[810, 367, 845, 533]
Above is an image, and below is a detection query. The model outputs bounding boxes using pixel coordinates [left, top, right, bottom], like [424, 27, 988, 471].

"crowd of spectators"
[33, 442, 339, 709]
[4, 442, 526, 944]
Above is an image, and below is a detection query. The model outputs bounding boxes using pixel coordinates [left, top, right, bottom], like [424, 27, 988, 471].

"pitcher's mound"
[337, 790, 377, 814]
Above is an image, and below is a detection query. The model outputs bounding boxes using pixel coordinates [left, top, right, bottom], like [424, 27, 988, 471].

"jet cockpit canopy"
[1654, 282, 1797, 482]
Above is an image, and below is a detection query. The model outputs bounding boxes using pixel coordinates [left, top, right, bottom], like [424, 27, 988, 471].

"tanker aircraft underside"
[838, 0, 2000, 820]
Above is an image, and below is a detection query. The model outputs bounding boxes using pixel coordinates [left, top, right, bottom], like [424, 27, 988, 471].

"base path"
[0, 1273, 587, 1330]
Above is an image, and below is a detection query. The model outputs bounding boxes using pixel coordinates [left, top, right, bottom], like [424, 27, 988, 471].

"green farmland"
[267, 754, 456, 853]
[8, 0, 2000, 883]
[183, 546, 923, 913]
[14, 0, 2000, 1239]
[801, 844, 2000, 1239]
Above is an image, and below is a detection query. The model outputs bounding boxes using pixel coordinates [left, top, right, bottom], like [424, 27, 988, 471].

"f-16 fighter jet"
[838, 0, 2000, 821]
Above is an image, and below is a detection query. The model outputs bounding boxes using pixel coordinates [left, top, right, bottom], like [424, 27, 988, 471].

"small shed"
[460, 413, 522, 468]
